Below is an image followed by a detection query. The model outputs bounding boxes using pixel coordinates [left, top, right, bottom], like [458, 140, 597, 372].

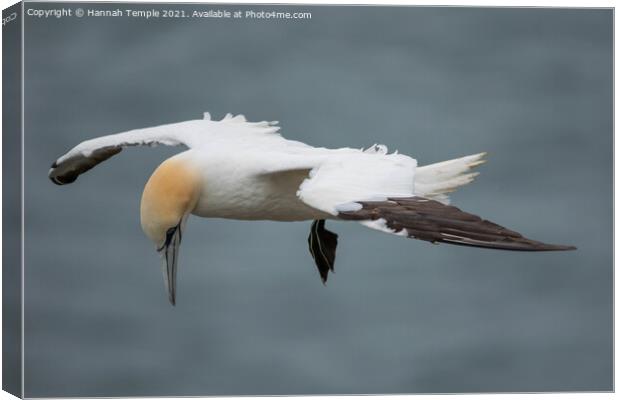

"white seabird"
[49, 112, 575, 305]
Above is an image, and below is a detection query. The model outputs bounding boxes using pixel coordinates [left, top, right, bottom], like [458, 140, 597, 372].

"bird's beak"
[158, 222, 183, 306]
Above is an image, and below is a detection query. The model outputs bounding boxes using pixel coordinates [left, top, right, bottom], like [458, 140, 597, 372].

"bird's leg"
[307, 220, 338, 284]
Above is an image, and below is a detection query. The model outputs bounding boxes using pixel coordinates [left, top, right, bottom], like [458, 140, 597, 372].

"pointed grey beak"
[158, 222, 183, 306]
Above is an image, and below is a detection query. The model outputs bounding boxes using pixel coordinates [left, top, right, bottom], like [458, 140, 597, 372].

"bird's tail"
[414, 152, 487, 204]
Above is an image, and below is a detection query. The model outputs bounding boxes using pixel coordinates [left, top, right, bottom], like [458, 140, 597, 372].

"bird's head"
[140, 156, 201, 306]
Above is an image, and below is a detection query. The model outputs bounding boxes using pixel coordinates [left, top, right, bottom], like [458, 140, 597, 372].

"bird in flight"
[49, 112, 575, 305]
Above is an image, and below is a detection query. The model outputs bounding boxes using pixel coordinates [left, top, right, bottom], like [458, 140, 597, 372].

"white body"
[184, 149, 330, 221]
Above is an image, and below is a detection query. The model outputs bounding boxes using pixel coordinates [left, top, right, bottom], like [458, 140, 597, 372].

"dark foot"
[307, 220, 338, 284]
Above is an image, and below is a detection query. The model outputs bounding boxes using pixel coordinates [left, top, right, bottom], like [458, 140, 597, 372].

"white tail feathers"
[415, 152, 487, 204]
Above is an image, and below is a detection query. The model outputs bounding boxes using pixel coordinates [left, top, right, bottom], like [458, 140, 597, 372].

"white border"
[1, 1, 616, 400]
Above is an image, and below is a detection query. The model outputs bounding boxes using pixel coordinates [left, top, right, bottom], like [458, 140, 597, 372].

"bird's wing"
[297, 151, 418, 215]
[49, 112, 285, 185]
[296, 152, 574, 251]
[337, 196, 576, 251]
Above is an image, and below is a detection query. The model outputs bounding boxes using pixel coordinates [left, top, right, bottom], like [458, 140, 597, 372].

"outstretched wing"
[337, 196, 576, 251]
[49, 122, 193, 185]
[49, 112, 282, 185]
[297, 151, 418, 215]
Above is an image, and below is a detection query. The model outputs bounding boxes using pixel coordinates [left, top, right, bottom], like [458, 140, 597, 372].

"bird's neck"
[140, 155, 202, 244]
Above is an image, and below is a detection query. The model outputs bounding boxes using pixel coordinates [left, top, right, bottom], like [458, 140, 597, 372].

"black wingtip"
[527, 241, 577, 252]
[549, 244, 577, 251]
[48, 167, 78, 185]
[48, 174, 70, 185]
[48, 172, 65, 186]
[49, 177, 63, 185]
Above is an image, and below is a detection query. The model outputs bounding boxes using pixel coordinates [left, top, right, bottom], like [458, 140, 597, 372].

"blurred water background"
[22, 4, 612, 396]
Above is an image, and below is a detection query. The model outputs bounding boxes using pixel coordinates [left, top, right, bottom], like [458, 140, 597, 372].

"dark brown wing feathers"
[49, 146, 122, 185]
[338, 196, 575, 252]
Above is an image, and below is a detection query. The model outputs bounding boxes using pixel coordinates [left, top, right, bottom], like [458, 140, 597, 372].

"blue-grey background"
[22, 4, 612, 397]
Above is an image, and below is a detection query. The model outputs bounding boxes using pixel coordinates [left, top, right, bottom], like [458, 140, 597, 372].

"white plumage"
[51, 112, 482, 223]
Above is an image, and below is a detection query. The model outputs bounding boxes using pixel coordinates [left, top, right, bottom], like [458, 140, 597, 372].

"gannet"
[49, 112, 575, 305]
